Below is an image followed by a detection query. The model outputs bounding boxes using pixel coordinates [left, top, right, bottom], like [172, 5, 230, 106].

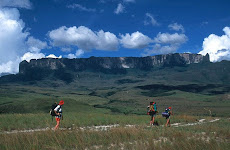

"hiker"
[54, 100, 64, 130]
[147, 102, 157, 126]
[162, 107, 173, 127]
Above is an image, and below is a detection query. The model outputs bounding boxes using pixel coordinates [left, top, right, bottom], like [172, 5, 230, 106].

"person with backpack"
[147, 101, 157, 126]
[162, 107, 172, 127]
[54, 100, 64, 130]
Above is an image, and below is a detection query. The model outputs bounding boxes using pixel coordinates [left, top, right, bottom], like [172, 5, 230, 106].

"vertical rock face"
[19, 53, 210, 74]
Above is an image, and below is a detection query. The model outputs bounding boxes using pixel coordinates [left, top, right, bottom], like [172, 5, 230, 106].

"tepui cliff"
[19, 53, 210, 74]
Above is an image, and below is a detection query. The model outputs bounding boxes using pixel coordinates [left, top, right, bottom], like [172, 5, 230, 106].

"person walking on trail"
[164, 107, 173, 127]
[54, 100, 64, 130]
[147, 101, 157, 126]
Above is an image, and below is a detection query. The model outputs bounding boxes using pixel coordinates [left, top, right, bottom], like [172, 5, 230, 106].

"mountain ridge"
[4, 53, 230, 85]
[19, 53, 210, 74]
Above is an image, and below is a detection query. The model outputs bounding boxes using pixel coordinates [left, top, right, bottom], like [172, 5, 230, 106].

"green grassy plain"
[0, 62, 230, 149]
[1, 118, 229, 150]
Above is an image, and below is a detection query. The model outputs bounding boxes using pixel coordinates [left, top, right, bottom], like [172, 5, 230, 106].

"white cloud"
[76, 49, 84, 57]
[67, 49, 84, 59]
[142, 44, 179, 56]
[0, 8, 28, 74]
[21, 37, 48, 62]
[114, 3, 125, 14]
[96, 30, 119, 50]
[67, 54, 76, 59]
[120, 31, 188, 55]
[154, 33, 188, 45]
[21, 52, 45, 62]
[0, 0, 32, 9]
[120, 31, 152, 49]
[48, 26, 119, 51]
[199, 27, 230, 62]
[46, 54, 62, 59]
[224, 26, 230, 36]
[0, 8, 47, 74]
[144, 13, 159, 26]
[26, 36, 48, 53]
[0, 59, 21, 74]
[67, 4, 96, 12]
[142, 32, 188, 56]
[168, 23, 185, 33]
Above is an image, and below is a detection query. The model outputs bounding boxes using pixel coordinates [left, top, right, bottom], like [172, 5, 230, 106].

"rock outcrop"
[19, 53, 209, 74]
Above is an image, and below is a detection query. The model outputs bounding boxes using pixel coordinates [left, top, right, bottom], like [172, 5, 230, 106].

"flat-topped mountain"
[19, 53, 210, 74]
[6, 53, 230, 85]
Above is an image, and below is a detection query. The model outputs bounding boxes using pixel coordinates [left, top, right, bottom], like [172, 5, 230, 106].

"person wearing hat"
[54, 100, 64, 130]
[165, 107, 172, 127]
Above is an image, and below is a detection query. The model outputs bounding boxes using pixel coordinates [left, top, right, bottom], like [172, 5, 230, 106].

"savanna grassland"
[0, 61, 230, 149]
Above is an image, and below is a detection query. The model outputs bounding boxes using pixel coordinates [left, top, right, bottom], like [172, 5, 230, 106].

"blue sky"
[0, 0, 230, 74]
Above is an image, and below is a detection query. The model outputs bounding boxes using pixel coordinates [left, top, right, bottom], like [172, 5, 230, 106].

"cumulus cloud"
[199, 27, 230, 62]
[26, 36, 48, 53]
[67, 4, 96, 12]
[0, 8, 28, 74]
[67, 54, 76, 59]
[144, 13, 159, 26]
[114, 3, 125, 14]
[154, 33, 188, 45]
[0, 0, 32, 9]
[21, 37, 48, 62]
[120, 31, 152, 49]
[142, 44, 179, 56]
[168, 23, 185, 33]
[46, 54, 62, 59]
[48, 26, 119, 51]
[21, 52, 45, 62]
[0, 60, 21, 75]
[67, 49, 84, 59]
[0, 8, 47, 74]
[142, 32, 188, 56]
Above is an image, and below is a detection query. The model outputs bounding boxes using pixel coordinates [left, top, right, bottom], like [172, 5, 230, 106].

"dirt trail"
[1, 118, 220, 134]
[171, 118, 220, 127]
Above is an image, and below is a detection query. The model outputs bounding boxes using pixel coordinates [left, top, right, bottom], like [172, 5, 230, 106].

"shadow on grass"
[136, 84, 230, 96]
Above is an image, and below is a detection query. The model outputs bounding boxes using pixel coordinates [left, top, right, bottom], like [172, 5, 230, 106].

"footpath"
[1, 118, 221, 134]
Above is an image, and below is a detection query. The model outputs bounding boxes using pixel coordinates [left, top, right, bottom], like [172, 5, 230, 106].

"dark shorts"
[166, 115, 170, 119]
[149, 111, 156, 120]
[149, 111, 156, 116]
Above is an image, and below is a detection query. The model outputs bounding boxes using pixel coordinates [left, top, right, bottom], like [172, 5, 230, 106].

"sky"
[0, 0, 230, 74]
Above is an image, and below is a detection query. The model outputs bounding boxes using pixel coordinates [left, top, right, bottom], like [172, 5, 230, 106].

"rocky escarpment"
[19, 53, 210, 74]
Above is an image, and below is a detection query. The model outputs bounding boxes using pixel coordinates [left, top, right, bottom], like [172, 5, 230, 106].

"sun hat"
[59, 100, 64, 105]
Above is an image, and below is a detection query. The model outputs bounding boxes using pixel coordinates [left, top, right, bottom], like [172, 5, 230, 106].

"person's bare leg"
[55, 120, 60, 130]
[150, 116, 153, 125]
[152, 117, 155, 125]
[165, 118, 169, 127]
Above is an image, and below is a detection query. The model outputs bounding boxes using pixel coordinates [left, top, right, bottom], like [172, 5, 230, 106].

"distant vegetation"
[0, 59, 230, 149]
[0, 60, 230, 116]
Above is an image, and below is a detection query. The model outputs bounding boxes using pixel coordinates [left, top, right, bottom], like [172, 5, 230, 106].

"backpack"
[147, 102, 157, 115]
[50, 103, 58, 116]
[153, 103, 157, 111]
[165, 108, 170, 113]
[162, 107, 170, 117]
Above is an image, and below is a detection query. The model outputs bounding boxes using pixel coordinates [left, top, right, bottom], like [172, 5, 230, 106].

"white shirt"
[54, 105, 62, 118]
[54, 105, 62, 112]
